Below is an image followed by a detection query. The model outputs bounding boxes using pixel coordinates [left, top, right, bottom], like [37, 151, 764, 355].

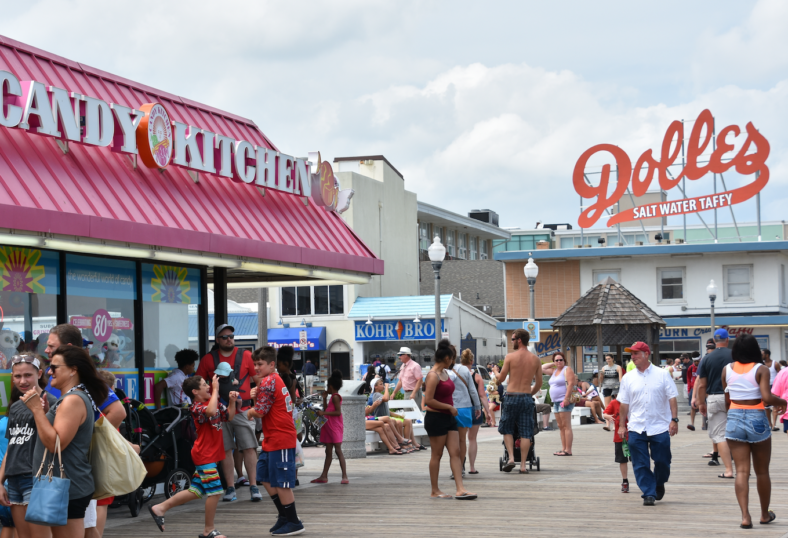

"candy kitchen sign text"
[572, 109, 770, 228]
[0, 71, 350, 213]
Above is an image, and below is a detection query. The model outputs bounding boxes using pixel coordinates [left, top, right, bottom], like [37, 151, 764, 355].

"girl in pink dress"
[312, 370, 349, 484]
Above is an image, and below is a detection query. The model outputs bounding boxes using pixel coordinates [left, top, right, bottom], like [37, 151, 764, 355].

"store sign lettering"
[533, 332, 561, 358]
[354, 319, 446, 341]
[573, 109, 770, 228]
[0, 70, 352, 214]
[659, 326, 754, 339]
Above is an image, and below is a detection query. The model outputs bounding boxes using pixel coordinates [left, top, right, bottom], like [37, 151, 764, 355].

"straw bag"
[25, 436, 70, 527]
[90, 414, 147, 499]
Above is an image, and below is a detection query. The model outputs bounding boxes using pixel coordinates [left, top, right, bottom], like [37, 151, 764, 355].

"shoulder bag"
[25, 436, 70, 527]
[90, 413, 148, 499]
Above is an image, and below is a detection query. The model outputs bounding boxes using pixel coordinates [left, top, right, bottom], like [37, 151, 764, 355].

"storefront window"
[0, 247, 59, 366]
[284, 286, 343, 316]
[142, 264, 201, 369]
[66, 254, 136, 371]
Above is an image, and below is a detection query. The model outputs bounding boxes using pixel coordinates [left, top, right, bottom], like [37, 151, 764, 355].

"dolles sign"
[0, 70, 351, 213]
[572, 109, 770, 228]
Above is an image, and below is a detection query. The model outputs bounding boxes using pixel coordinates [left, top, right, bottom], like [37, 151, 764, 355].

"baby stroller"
[498, 404, 541, 472]
[115, 399, 195, 516]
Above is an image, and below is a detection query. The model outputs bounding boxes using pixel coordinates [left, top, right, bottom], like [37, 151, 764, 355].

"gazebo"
[552, 277, 666, 373]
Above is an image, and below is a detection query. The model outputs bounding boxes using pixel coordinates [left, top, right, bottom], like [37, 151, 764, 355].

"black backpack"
[211, 349, 249, 406]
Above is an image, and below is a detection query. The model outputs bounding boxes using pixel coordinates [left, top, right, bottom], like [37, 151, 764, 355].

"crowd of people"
[2, 319, 785, 535]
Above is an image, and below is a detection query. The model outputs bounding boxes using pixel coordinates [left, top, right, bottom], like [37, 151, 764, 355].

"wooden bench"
[365, 399, 428, 451]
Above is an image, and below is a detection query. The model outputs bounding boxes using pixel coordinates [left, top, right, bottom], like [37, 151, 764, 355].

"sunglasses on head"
[11, 355, 40, 368]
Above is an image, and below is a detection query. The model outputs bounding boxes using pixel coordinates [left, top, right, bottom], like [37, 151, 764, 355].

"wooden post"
[617, 345, 623, 369]
[596, 324, 604, 379]
[652, 324, 661, 366]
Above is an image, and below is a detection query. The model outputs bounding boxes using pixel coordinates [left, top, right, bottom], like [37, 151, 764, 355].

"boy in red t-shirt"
[149, 375, 237, 538]
[247, 347, 302, 536]
[603, 389, 630, 493]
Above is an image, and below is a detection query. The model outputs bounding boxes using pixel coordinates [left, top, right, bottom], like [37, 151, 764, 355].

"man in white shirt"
[618, 341, 679, 506]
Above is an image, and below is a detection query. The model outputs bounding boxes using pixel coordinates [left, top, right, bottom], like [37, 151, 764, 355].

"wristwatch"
[671, 418, 679, 423]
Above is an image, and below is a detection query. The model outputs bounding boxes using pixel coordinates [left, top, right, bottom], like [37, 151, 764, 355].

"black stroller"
[114, 399, 195, 516]
[498, 405, 541, 472]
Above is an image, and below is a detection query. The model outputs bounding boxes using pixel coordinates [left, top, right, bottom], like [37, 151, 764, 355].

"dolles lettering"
[573, 109, 770, 227]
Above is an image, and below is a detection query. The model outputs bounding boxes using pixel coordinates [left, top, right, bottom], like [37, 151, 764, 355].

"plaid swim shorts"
[188, 463, 224, 498]
[497, 392, 535, 439]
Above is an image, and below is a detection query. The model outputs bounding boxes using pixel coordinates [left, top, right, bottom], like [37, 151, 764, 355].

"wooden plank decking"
[105, 424, 788, 537]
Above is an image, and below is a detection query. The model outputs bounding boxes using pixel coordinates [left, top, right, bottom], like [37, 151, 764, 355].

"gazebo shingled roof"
[552, 277, 666, 370]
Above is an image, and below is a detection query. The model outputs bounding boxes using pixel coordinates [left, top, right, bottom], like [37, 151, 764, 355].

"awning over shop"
[348, 295, 452, 319]
[267, 327, 326, 350]
[0, 35, 382, 276]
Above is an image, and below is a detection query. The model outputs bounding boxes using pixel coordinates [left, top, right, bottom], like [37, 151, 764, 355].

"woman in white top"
[542, 352, 576, 456]
[446, 346, 481, 478]
[722, 335, 786, 529]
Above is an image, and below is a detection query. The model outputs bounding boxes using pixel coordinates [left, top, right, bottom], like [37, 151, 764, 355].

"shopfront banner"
[268, 327, 326, 350]
[354, 319, 446, 342]
[0, 247, 59, 296]
[66, 255, 136, 300]
[142, 264, 201, 304]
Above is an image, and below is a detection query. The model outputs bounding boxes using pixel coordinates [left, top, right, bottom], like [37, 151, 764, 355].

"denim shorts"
[6, 474, 33, 505]
[553, 402, 575, 413]
[725, 408, 771, 444]
[257, 448, 297, 489]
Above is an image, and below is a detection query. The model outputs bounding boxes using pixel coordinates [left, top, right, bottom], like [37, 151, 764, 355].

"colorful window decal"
[0, 247, 58, 294]
[142, 264, 201, 304]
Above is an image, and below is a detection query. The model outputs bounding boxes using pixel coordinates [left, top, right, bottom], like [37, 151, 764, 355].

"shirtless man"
[497, 328, 544, 473]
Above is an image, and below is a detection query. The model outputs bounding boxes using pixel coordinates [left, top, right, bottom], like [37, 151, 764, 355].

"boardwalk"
[105, 424, 788, 537]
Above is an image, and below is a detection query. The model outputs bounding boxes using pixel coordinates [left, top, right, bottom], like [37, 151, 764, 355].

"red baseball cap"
[625, 341, 650, 353]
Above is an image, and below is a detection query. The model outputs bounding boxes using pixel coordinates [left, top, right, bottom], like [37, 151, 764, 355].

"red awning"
[0, 36, 383, 275]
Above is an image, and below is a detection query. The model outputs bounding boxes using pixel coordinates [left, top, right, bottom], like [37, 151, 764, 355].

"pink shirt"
[399, 359, 423, 391]
[771, 368, 788, 422]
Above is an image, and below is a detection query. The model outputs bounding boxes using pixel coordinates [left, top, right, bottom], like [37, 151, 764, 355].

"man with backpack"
[196, 324, 262, 502]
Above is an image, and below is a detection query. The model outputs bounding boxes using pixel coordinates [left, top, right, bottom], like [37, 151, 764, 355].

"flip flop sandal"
[603, 427, 611, 431]
[468, 471, 479, 474]
[718, 474, 734, 479]
[502, 461, 515, 472]
[310, 478, 328, 483]
[431, 494, 452, 499]
[417, 445, 427, 451]
[518, 469, 529, 474]
[687, 425, 696, 431]
[760, 511, 776, 524]
[553, 451, 566, 456]
[555, 452, 572, 456]
[149, 506, 165, 533]
[388, 451, 403, 456]
[341, 479, 349, 484]
[198, 530, 225, 538]
[740, 523, 753, 529]
[455, 493, 477, 500]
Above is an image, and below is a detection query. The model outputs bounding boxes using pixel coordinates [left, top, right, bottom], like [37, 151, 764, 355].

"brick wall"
[505, 260, 581, 319]
[419, 260, 505, 318]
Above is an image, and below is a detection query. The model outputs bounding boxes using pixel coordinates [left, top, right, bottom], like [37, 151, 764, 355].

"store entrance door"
[331, 352, 351, 379]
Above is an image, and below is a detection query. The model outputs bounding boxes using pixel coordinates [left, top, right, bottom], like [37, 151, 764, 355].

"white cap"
[397, 347, 412, 356]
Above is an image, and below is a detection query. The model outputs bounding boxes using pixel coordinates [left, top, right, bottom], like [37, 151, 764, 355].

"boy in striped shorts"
[149, 375, 238, 538]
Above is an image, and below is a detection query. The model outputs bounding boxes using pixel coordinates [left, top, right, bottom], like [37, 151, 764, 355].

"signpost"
[523, 321, 540, 340]
[299, 330, 308, 351]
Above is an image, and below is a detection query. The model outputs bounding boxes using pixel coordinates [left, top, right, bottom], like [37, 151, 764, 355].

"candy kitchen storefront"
[0, 36, 382, 410]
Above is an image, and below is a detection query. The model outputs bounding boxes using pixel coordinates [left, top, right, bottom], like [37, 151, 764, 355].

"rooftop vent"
[468, 210, 499, 227]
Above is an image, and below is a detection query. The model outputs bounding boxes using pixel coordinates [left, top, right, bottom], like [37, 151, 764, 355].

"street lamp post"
[707, 279, 718, 336]
[428, 236, 446, 350]
[524, 257, 539, 321]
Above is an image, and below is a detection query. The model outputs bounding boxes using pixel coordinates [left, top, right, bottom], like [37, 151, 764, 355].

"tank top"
[31, 390, 94, 499]
[430, 372, 455, 414]
[549, 368, 567, 402]
[602, 364, 620, 389]
[725, 362, 762, 401]
[768, 362, 778, 385]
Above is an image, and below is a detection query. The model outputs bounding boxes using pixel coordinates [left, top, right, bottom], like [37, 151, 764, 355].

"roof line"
[417, 202, 511, 240]
[333, 155, 404, 179]
[495, 240, 788, 261]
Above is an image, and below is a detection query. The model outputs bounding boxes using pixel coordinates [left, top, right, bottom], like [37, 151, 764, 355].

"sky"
[1, 0, 786, 230]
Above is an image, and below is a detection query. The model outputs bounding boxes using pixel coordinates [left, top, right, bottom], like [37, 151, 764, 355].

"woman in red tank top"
[423, 339, 477, 501]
